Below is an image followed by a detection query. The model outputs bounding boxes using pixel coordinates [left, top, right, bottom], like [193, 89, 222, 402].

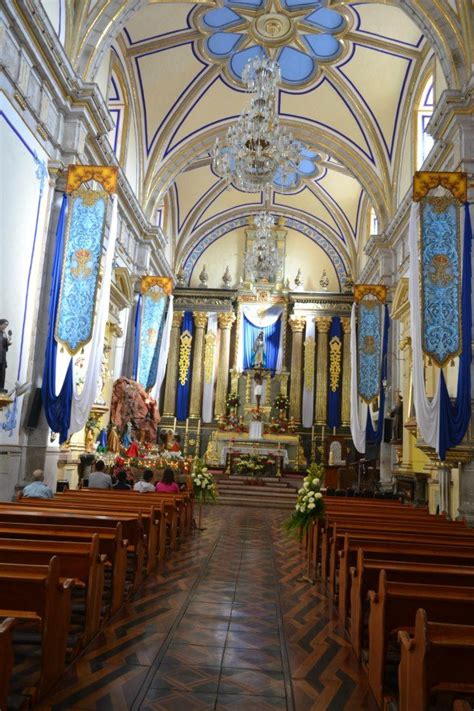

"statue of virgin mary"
[251, 330, 266, 368]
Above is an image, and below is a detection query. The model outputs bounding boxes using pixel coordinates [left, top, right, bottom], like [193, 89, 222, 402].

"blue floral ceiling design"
[195, 0, 347, 88]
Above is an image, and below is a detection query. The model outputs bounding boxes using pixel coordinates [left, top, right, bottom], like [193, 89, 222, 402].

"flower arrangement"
[233, 453, 265, 476]
[274, 394, 289, 411]
[191, 458, 218, 503]
[226, 392, 240, 410]
[285, 461, 325, 537]
[217, 413, 246, 432]
[250, 408, 262, 422]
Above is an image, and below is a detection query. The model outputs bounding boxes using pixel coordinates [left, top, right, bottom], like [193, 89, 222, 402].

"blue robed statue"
[251, 330, 266, 368]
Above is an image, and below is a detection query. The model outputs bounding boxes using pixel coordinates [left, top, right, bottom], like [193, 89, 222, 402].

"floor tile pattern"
[37, 507, 369, 710]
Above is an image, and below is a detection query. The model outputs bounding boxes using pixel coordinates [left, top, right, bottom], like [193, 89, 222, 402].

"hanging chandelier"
[212, 55, 303, 193]
[244, 212, 282, 283]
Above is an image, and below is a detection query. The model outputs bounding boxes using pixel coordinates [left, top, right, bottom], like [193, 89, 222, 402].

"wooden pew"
[334, 531, 474, 613]
[398, 609, 474, 711]
[0, 618, 15, 710]
[0, 535, 105, 644]
[12, 498, 161, 575]
[367, 570, 474, 708]
[350, 548, 474, 659]
[0, 506, 145, 589]
[0, 521, 128, 613]
[453, 701, 473, 711]
[0, 557, 73, 702]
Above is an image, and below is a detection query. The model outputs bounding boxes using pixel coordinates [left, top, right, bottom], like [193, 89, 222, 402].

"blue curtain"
[131, 294, 142, 381]
[438, 203, 472, 460]
[366, 304, 390, 444]
[243, 314, 281, 373]
[327, 317, 342, 428]
[176, 311, 193, 421]
[42, 194, 73, 443]
[146, 300, 169, 391]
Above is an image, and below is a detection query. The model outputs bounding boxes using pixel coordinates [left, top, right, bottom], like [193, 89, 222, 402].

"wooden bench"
[0, 506, 145, 590]
[0, 521, 128, 614]
[0, 557, 73, 702]
[10, 498, 160, 574]
[398, 608, 474, 711]
[367, 570, 474, 708]
[0, 618, 15, 710]
[333, 530, 474, 611]
[350, 548, 474, 659]
[0, 535, 105, 644]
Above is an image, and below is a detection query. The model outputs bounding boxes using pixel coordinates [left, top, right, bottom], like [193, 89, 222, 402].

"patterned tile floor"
[38, 507, 369, 710]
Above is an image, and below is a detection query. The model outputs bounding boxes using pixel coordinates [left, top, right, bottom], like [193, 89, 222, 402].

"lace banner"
[357, 298, 382, 404]
[137, 277, 172, 389]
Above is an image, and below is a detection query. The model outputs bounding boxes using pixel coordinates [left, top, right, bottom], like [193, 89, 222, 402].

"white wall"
[0, 96, 51, 446]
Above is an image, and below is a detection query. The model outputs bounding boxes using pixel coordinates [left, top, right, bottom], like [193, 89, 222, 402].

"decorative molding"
[354, 284, 387, 304]
[140, 276, 173, 295]
[66, 164, 119, 195]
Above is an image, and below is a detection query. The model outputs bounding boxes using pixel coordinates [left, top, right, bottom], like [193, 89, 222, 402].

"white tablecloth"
[220, 444, 289, 466]
[248, 421, 263, 439]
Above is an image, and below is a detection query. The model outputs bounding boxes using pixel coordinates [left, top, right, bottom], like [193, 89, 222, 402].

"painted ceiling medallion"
[195, 0, 347, 88]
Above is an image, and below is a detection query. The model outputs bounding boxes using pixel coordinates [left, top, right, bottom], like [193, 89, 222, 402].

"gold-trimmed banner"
[140, 276, 173, 296]
[354, 284, 387, 304]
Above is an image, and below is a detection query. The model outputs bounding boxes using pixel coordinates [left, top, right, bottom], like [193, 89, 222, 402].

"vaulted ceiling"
[43, 0, 472, 285]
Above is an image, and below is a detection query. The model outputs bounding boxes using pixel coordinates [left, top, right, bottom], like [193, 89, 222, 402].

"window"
[416, 77, 434, 169]
[370, 207, 379, 235]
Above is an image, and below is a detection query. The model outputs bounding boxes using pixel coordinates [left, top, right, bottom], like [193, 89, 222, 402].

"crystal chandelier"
[244, 212, 282, 283]
[213, 56, 302, 193]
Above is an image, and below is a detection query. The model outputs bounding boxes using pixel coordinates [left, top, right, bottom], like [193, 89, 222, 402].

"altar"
[205, 430, 306, 471]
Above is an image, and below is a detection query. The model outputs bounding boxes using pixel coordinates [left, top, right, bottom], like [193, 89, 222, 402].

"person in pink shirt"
[156, 467, 179, 493]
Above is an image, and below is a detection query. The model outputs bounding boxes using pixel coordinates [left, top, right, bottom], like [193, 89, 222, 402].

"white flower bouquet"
[285, 461, 325, 536]
[191, 457, 218, 503]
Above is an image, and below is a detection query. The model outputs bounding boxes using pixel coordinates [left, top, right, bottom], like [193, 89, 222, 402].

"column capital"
[341, 316, 351, 334]
[172, 311, 184, 328]
[193, 311, 208, 329]
[288, 316, 306, 333]
[218, 312, 236, 329]
[315, 316, 332, 333]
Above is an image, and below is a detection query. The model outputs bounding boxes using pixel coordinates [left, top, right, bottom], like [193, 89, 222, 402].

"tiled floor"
[38, 507, 369, 710]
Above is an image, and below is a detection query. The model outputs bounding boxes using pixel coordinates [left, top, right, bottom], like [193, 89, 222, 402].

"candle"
[311, 425, 315, 442]
[321, 425, 325, 442]
[185, 418, 189, 434]
[197, 419, 201, 436]
[173, 417, 177, 432]
[333, 427, 336, 436]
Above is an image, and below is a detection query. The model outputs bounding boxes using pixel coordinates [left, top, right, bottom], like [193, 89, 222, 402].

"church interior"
[0, 0, 473, 709]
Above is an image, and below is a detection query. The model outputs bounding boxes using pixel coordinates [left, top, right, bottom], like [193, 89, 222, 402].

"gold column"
[289, 317, 306, 422]
[214, 312, 236, 417]
[163, 311, 183, 416]
[341, 317, 351, 426]
[315, 316, 332, 424]
[189, 312, 208, 417]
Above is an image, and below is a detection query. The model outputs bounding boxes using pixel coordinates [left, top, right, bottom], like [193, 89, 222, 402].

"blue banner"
[137, 287, 168, 389]
[55, 191, 107, 355]
[420, 197, 461, 367]
[366, 305, 390, 444]
[357, 299, 382, 404]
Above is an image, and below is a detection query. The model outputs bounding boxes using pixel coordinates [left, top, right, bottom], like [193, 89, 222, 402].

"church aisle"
[38, 508, 369, 711]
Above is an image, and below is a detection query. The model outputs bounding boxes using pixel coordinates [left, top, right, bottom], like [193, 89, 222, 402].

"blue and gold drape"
[327, 317, 342, 428]
[176, 311, 193, 420]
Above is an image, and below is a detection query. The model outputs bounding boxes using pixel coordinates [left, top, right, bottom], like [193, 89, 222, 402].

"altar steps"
[215, 475, 300, 509]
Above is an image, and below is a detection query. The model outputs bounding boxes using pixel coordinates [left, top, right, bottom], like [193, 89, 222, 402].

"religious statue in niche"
[0, 319, 12, 393]
[390, 392, 404, 444]
[251, 330, 266, 368]
[111, 377, 160, 443]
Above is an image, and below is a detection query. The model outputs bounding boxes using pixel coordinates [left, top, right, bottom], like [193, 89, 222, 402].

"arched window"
[370, 207, 379, 235]
[416, 76, 434, 169]
[107, 71, 126, 161]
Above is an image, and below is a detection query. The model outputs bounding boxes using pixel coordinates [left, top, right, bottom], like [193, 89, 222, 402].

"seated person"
[22, 469, 53, 499]
[156, 467, 179, 493]
[170, 434, 182, 452]
[134, 469, 155, 493]
[87, 460, 112, 489]
[113, 469, 132, 490]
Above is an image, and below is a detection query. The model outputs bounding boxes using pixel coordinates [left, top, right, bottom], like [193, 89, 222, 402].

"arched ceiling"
[50, 0, 472, 282]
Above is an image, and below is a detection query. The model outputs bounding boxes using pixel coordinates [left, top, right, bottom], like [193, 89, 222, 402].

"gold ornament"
[329, 336, 342, 393]
[178, 330, 193, 386]
[413, 171, 467, 203]
[204, 332, 216, 384]
[303, 336, 315, 391]
[66, 164, 118, 195]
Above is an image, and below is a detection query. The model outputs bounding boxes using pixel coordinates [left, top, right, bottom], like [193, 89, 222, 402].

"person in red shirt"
[156, 467, 179, 493]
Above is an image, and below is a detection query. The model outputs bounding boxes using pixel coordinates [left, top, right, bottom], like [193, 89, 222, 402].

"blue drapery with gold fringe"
[327, 317, 342, 428]
[176, 311, 193, 421]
